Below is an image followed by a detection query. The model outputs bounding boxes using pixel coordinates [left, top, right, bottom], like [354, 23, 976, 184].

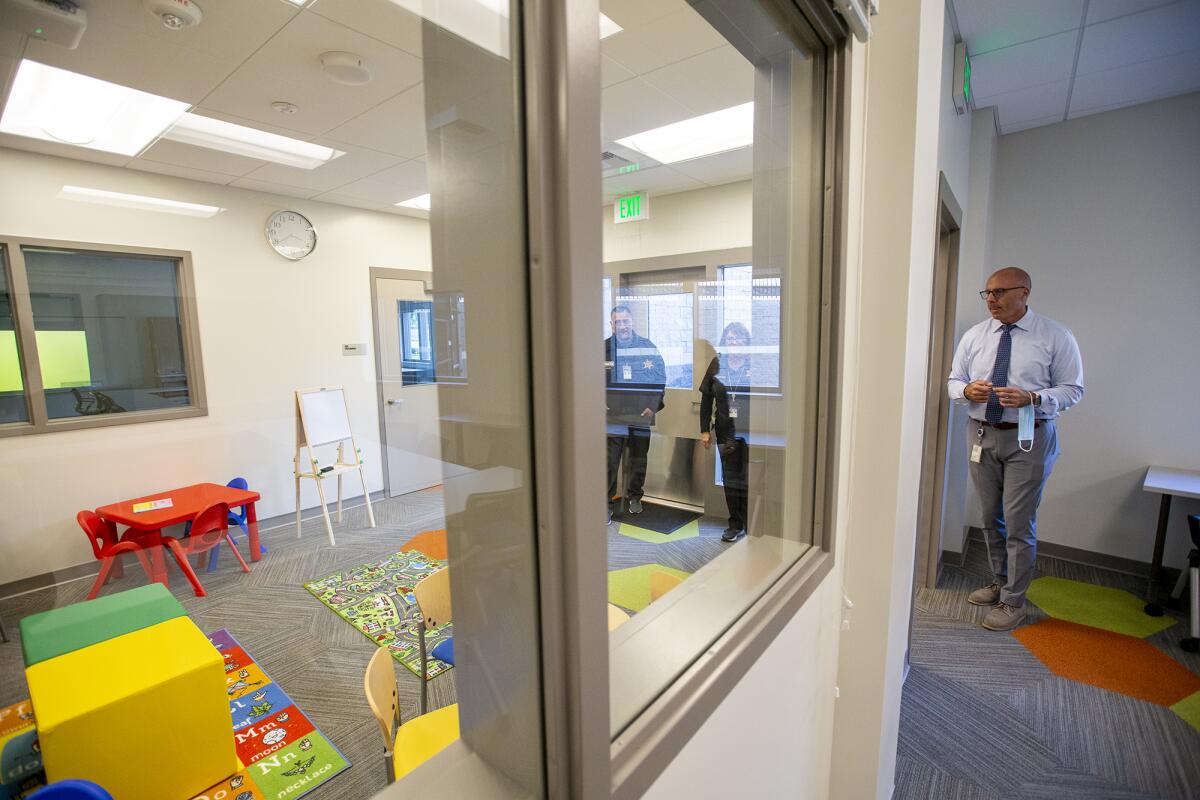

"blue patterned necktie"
[985, 324, 1016, 423]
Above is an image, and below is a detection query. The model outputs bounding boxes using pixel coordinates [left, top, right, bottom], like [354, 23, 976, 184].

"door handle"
[387, 398, 405, 406]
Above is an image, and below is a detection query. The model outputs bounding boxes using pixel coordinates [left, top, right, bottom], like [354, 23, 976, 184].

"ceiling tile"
[201, 12, 422, 136]
[969, 31, 1078, 98]
[977, 79, 1070, 127]
[380, 205, 429, 220]
[1077, 1, 1200, 75]
[1069, 47, 1200, 115]
[953, 0, 1085, 54]
[126, 159, 238, 187]
[311, 192, 390, 212]
[602, 55, 636, 89]
[313, 157, 427, 206]
[602, 164, 704, 202]
[324, 83, 426, 158]
[240, 142, 403, 192]
[640, 46, 753, 115]
[601, 7, 726, 75]
[602, 78, 692, 142]
[1086, 0, 1180, 25]
[228, 177, 324, 200]
[22, 17, 231, 103]
[669, 148, 754, 187]
[599, 0, 684, 31]
[0, 27, 24, 58]
[307, 0, 423, 57]
[137, 139, 268, 177]
[1000, 114, 1065, 135]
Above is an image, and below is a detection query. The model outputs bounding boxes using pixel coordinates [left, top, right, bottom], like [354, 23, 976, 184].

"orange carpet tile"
[1014, 618, 1200, 707]
[400, 529, 448, 561]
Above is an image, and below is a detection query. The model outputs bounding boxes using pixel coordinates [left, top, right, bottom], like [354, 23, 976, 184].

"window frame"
[0, 235, 207, 437]
[519, 0, 852, 797]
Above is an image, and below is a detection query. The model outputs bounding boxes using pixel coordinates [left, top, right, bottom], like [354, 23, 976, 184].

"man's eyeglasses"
[979, 286, 1028, 300]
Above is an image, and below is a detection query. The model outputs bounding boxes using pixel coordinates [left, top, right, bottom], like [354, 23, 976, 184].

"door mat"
[612, 500, 701, 534]
[0, 631, 350, 800]
[304, 548, 453, 680]
[617, 520, 700, 545]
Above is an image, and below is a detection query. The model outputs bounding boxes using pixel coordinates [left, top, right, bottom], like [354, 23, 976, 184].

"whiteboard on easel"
[298, 387, 352, 446]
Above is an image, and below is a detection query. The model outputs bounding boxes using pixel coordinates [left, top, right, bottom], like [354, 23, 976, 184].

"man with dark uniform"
[605, 305, 666, 523]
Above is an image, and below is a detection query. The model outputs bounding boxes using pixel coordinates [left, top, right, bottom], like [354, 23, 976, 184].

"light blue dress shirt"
[947, 308, 1084, 422]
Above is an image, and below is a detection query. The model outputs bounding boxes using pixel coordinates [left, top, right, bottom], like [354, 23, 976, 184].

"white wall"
[991, 92, 1200, 569]
[830, 0, 946, 797]
[0, 148, 431, 585]
[940, 106, 999, 554]
[937, 5, 971, 201]
[602, 181, 751, 262]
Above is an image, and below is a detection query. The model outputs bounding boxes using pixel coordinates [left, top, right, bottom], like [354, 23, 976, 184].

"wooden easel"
[294, 387, 376, 546]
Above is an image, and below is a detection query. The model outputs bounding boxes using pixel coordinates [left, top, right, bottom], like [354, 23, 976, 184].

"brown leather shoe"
[967, 582, 1001, 606]
[982, 602, 1025, 631]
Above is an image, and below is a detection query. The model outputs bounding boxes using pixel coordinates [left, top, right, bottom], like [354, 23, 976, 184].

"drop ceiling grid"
[953, 0, 1200, 134]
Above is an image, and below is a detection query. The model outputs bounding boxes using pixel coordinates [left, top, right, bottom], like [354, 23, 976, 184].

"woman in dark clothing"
[699, 322, 752, 542]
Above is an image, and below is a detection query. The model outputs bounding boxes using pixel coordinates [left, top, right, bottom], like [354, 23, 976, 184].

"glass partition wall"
[599, 0, 832, 735]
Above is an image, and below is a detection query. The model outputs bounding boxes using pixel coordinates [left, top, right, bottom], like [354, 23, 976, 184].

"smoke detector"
[319, 51, 372, 86]
[143, 0, 203, 31]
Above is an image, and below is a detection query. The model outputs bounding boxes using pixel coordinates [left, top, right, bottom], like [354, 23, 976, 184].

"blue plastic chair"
[196, 477, 265, 571]
[31, 779, 114, 799]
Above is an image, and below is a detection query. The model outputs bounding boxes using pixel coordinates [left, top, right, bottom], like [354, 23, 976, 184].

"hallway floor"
[894, 539, 1200, 800]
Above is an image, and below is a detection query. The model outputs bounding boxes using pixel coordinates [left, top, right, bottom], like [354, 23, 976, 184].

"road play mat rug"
[303, 549, 454, 680]
[0, 631, 348, 800]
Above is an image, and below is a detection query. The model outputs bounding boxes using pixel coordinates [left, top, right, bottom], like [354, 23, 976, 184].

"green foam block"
[19, 583, 185, 667]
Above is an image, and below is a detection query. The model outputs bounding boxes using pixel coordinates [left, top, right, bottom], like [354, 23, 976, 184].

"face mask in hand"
[1018, 402, 1035, 453]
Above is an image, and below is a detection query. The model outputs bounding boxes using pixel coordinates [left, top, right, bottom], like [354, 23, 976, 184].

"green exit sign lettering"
[614, 193, 649, 224]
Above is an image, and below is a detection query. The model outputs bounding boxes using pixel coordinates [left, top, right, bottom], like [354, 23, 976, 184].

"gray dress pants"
[968, 419, 1059, 607]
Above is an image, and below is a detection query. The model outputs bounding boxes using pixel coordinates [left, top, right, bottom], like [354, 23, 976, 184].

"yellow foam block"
[26, 617, 238, 800]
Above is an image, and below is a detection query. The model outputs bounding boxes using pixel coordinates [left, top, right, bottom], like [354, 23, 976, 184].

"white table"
[1142, 466, 1200, 615]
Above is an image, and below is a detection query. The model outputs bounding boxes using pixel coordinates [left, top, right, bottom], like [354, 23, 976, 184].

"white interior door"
[374, 276, 447, 497]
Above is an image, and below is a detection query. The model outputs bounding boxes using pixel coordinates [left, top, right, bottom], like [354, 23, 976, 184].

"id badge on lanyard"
[622, 363, 632, 381]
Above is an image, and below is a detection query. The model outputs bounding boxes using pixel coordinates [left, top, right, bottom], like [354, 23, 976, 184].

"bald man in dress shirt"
[947, 267, 1084, 631]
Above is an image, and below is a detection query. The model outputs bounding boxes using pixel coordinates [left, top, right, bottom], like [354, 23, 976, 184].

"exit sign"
[952, 42, 971, 115]
[614, 193, 649, 224]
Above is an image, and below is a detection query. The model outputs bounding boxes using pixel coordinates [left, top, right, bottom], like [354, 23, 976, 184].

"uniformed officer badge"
[643, 360, 653, 369]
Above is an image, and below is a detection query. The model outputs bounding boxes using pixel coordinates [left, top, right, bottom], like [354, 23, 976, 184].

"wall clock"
[266, 210, 317, 260]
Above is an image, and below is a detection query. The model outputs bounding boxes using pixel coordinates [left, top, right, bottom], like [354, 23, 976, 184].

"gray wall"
[991, 91, 1200, 569]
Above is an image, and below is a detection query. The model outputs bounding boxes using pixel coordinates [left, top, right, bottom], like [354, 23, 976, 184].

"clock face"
[266, 210, 316, 260]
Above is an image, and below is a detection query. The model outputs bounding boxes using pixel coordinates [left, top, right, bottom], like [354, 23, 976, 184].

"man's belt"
[977, 419, 1048, 430]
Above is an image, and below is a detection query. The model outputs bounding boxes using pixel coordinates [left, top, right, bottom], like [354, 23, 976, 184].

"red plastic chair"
[169, 502, 250, 593]
[78, 511, 157, 600]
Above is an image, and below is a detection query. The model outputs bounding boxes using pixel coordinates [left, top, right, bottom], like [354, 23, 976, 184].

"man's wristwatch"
[1030, 391, 1041, 408]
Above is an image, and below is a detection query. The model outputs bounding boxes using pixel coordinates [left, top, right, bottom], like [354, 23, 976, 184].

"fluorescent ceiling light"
[0, 60, 189, 156]
[616, 102, 754, 165]
[58, 185, 225, 218]
[599, 13, 622, 39]
[395, 193, 431, 211]
[163, 113, 344, 170]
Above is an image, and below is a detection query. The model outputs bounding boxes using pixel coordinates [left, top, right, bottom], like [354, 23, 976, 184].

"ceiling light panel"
[616, 102, 754, 165]
[58, 185, 224, 217]
[395, 193, 430, 210]
[163, 113, 345, 170]
[599, 13, 623, 39]
[0, 60, 189, 156]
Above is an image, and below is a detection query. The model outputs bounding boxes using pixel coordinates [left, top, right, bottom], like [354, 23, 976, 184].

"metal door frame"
[368, 266, 434, 499]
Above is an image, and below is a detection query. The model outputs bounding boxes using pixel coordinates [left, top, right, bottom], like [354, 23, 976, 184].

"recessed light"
[58, 185, 225, 218]
[616, 102, 754, 165]
[163, 113, 345, 169]
[0, 60, 189, 156]
[599, 13, 622, 39]
[395, 193, 430, 211]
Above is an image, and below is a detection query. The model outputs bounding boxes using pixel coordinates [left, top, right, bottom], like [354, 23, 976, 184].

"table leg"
[247, 502, 262, 562]
[1144, 493, 1172, 616]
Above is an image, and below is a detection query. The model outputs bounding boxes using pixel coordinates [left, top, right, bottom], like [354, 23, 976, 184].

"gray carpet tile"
[0, 488, 729, 799]
[897, 540, 1200, 800]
